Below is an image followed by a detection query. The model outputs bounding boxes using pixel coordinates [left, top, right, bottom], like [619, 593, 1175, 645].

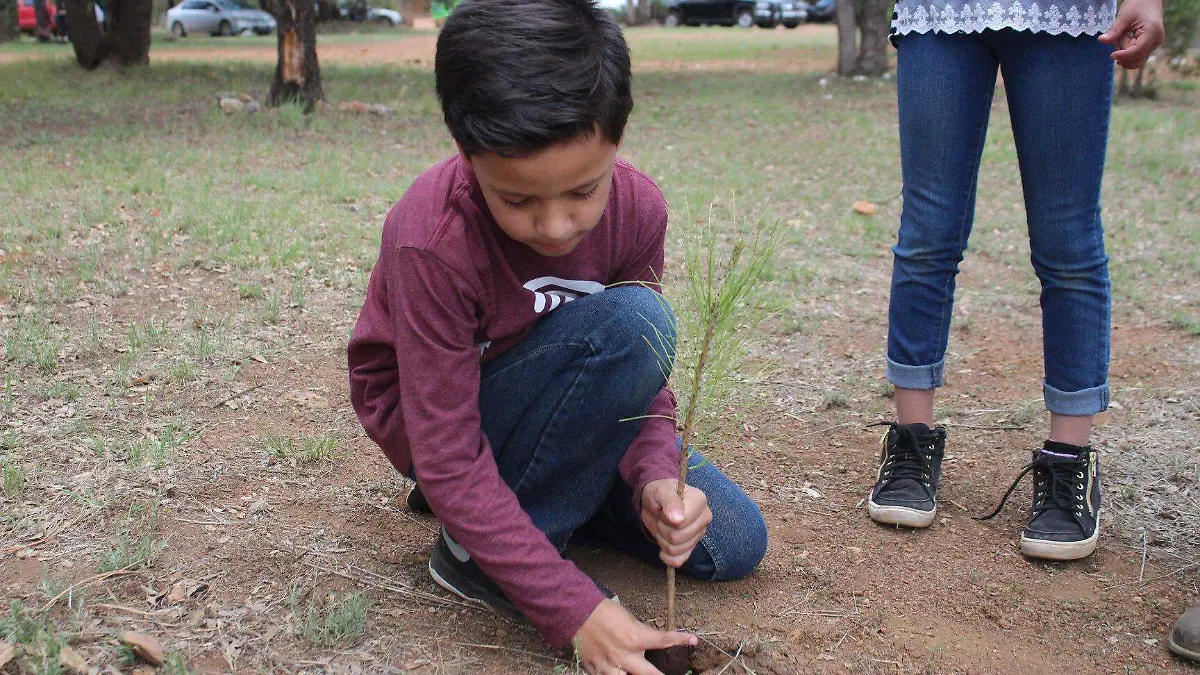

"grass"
[3, 462, 27, 498]
[99, 502, 167, 572]
[262, 432, 338, 465]
[124, 422, 197, 467]
[290, 587, 371, 648]
[0, 600, 71, 675]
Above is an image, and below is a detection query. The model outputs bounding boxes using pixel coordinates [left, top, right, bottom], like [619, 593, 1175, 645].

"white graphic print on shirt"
[522, 276, 606, 314]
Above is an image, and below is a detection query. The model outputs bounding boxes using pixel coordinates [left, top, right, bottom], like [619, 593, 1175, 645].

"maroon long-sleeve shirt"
[347, 155, 681, 647]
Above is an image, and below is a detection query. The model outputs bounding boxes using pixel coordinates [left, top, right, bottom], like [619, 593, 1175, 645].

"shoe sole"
[1020, 526, 1100, 561]
[868, 499, 936, 528]
[1168, 634, 1200, 662]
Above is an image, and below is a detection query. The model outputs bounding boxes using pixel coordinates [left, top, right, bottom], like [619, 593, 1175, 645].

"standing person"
[867, 0, 1164, 562]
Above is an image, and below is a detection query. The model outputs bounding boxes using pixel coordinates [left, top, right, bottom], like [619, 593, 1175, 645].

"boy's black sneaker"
[867, 422, 947, 528]
[429, 528, 617, 619]
[977, 441, 1101, 561]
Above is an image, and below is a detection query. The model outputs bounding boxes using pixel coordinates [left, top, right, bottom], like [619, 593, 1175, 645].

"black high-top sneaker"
[867, 422, 948, 528]
[977, 441, 1101, 561]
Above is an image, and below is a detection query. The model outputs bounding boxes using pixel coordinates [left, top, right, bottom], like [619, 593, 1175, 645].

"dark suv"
[664, 0, 805, 28]
[663, 0, 758, 28]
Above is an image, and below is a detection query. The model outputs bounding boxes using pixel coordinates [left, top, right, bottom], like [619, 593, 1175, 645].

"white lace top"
[892, 0, 1116, 38]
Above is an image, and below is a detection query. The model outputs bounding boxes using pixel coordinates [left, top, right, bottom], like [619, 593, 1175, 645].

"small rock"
[368, 103, 393, 116]
[846, 546, 864, 557]
[249, 498, 268, 514]
[219, 97, 246, 114]
[247, 100, 262, 114]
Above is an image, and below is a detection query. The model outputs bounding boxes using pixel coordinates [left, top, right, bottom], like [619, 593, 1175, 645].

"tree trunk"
[1130, 67, 1145, 98]
[636, 0, 652, 24]
[66, 0, 151, 69]
[1117, 68, 1129, 97]
[269, 0, 323, 113]
[834, 0, 858, 75]
[0, 0, 19, 42]
[66, 0, 108, 67]
[625, 0, 638, 25]
[854, 0, 889, 75]
[107, 0, 152, 65]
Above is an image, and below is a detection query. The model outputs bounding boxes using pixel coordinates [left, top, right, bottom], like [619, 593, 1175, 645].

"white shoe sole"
[868, 499, 936, 528]
[1020, 526, 1100, 561]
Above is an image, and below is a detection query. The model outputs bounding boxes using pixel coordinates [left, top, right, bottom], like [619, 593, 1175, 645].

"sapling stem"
[660, 203, 777, 633]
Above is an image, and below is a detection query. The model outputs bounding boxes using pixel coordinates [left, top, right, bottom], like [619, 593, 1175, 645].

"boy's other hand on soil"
[574, 599, 697, 675]
[641, 479, 713, 568]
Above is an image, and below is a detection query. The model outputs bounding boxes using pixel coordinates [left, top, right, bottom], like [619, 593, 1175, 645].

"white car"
[337, 0, 402, 25]
[166, 0, 276, 37]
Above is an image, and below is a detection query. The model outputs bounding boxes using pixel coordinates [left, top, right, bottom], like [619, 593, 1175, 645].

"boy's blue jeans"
[887, 29, 1114, 416]
[477, 286, 767, 581]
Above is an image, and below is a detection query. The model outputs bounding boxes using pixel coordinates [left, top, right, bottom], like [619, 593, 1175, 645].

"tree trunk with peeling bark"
[67, 0, 152, 69]
[835, 0, 890, 76]
[267, 0, 323, 113]
[854, 0, 889, 75]
[834, 0, 858, 75]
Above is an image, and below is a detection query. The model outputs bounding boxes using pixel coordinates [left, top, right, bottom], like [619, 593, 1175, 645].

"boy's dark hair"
[435, 0, 634, 157]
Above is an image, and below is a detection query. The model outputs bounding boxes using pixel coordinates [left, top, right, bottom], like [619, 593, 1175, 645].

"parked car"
[166, 0, 276, 37]
[664, 0, 803, 28]
[663, 0, 757, 28]
[801, 0, 835, 22]
[755, 0, 806, 28]
[17, 0, 105, 37]
[336, 0, 402, 25]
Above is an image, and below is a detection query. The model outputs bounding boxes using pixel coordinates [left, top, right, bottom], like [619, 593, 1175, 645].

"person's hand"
[573, 599, 697, 675]
[1099, 0, 1165, 70]
[640, 478, 712, 568]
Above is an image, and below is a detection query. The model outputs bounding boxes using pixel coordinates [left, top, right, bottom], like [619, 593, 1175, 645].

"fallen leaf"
[129, 374, 153, 387]
[852, 201, 878, 216]
[59, 645, 89, 674]
[120, 632, 164, 666]
[166, 583, 189, 605]
[0, 642, 16, 669]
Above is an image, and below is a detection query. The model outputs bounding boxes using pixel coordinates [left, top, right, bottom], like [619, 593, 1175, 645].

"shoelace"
[976, 449, 1091, 526]
[867, 422, 940, 492]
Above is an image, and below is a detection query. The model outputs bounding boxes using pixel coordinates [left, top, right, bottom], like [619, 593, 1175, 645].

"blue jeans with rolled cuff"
[886, 29, 1114, 416]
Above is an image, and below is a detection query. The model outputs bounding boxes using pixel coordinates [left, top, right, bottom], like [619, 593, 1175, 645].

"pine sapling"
[642, 202, 782, 674]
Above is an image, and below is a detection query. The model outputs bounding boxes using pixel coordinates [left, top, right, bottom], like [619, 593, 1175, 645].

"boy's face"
[466, 133, 618, 258]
